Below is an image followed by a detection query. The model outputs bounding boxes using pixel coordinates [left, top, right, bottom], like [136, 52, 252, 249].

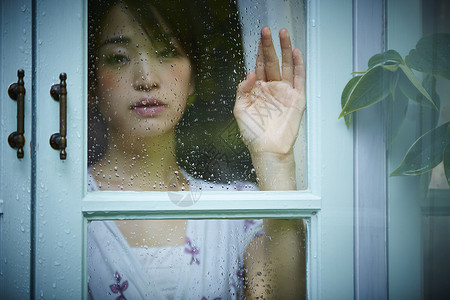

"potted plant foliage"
[340, 33, 450, 186]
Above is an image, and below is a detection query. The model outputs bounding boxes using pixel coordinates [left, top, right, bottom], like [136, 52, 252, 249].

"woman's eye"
[104, 53, 129, 65]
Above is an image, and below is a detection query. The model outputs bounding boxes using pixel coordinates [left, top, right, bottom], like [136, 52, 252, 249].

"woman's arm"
[243, 220, 306, 299]
[234, 27, 307, 299]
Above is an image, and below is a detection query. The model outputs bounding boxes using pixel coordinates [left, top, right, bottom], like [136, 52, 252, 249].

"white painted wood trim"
[82, 191, 321, 215]
[312, 0, 354, 298]
[353, 0, 388, 299]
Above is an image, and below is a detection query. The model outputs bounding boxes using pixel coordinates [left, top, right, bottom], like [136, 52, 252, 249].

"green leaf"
[391, 122, 450, 176]
[444, 143, 450, 187]
[381, 64, 400, 72]
[416, 75, 441, 110]
[339, 65, 393, 118]
[397, 72, 432, 109]
[398, 64, 438, 110]
[385, 89, 408, 147]
[390, 71, 400, 100]
[405, 33, 450, 80]
[418, 75, 441, 135]
[368, 50, 403, 68]
[340, 75, 362, 127]
[351, 71, 367, 75]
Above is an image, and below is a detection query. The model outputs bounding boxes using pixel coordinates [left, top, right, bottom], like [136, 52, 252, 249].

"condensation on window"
[87, 218, 307, 299]
[87, 0, 307, 192]
[86, 1, 308, 298]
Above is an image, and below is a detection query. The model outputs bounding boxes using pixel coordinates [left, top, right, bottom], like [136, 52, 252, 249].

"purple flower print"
[184, 237, 200, 265]
[244, 219, 256, 232]
[235, 183, 245, 191]
[110, 272, 128, 300]
[231, 257, 245, 298]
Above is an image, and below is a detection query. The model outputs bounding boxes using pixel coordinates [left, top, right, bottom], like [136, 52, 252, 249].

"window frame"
[352, 0, 389, 299]
[28, 0, 355, 299]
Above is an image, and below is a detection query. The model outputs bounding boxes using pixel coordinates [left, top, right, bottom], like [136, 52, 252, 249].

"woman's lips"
[131, 98, 166, 117]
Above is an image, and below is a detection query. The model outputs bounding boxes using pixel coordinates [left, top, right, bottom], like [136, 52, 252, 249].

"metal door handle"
[49, 73, 67, 160]
[8, 69, 26, 158]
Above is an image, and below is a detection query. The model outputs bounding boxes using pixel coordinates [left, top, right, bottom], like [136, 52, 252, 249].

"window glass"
[87, 0, 307, 191]
[385, 0, 450, 297]
[88, 218, 307, 299]
[86, 1, 308, 299]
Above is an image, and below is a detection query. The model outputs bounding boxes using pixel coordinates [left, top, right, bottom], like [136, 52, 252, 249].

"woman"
[88, 1, 306, 299]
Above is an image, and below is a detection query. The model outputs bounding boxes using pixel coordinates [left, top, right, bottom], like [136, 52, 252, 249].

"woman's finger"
[236, 71, 256, 100]
[280, 28, 294, 84]
[255, 42, 266, 81]
[234, 71, 256, 119]
[261, 26, 281, 81]
[293, 48, 305, 92]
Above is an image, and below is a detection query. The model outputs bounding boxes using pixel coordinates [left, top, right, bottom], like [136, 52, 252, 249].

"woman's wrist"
[251, 151, 297, 190]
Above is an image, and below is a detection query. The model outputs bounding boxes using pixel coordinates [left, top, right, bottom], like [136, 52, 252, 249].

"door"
[1, 0, 355, 299]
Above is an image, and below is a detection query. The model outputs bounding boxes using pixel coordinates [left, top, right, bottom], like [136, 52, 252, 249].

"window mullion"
[353, 0, 388, 299]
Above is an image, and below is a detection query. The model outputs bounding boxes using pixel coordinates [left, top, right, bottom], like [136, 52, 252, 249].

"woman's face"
[95, 4, 194, 141]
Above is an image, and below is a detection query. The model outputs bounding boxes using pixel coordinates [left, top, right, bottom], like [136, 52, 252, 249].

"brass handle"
[49, 73, 67, 160]
[8, 69, 26, 158]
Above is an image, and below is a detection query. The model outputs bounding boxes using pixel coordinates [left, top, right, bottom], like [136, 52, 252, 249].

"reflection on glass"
[420, 16, 450, 300]
[386, 0, 450, 298]
[88, 0, 307, 191]
[88, 219, 306, 299]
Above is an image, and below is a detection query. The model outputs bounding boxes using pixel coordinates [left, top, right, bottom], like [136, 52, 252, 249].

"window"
[86, 1, 309, 298]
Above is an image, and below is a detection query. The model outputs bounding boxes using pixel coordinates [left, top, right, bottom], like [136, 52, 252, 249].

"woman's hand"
[234, 27, 305, 156]
[234, 27, 305, 190]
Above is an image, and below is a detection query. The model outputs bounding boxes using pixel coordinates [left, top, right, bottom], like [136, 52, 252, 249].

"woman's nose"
[133, 56, 160, 91]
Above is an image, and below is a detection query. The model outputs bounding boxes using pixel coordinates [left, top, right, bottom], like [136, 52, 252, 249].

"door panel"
[0, 0, 32, 298]
[33, 0, 85, 297]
